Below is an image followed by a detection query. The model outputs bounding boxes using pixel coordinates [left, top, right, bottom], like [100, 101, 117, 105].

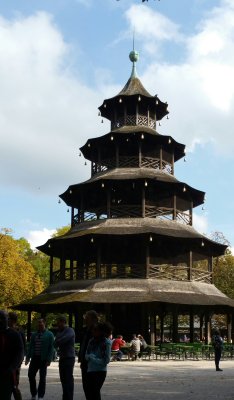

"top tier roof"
[98, 50, 169, 123]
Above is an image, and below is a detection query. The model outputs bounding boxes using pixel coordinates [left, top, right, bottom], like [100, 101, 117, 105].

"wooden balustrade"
[51, 264, 212, 284]
[92, 156, 172, 175]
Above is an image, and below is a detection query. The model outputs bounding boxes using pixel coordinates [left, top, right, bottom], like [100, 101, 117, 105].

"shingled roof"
[16, 278, 234, 311]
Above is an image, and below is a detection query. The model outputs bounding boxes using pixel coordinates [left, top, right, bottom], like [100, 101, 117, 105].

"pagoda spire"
[129, 49, 139, 79]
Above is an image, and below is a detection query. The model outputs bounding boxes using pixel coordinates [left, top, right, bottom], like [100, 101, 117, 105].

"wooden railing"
[52, 264, 212, 284]
[73, 206, 192, 225]
[92, 157, 172, 175]
[149, 264, 189, 280]
[111, 114, 156, 130]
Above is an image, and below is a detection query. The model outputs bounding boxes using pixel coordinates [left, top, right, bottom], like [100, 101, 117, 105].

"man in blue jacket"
[25, 318, 54, 400]
[54, 315, 75, 400]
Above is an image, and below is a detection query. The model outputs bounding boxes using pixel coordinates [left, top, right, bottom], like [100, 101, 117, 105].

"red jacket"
[111, 338, 126, 351]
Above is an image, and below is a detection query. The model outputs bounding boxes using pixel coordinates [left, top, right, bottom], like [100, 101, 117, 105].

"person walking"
[78, 310, 99, 399]
[25, 318, 54, 400]
[85, 322, 112, 400]
[0, 310, 24, 400]
[54, 315, 75, 400]
[8, 312, 26, 400]
[212, 329, 223, 371]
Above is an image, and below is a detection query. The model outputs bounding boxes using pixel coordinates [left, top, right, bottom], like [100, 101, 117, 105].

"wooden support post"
[71, 207, 75, 227]
[160, 312, 165, 343]
[139, 141, 142, 167]
[208, 256, 213, 283]
[160, 146, 163, 170]
[190, 310, 194, 343]
[136, 103, 138, 125]
[96, 245, 101, 278]
[200, 314, 204, 342]
[60, 258, 66, 280]
[107, 189, 111, 218]
[79, 192, 84, 222]
[171, 152, 174, 175]
[188, 250, 193, 281]
[70, 259, 74, 280]
[172, 308, 178, 343]
[227, 313, 232, 343]
[173, 194, 176, 221]
[98, 147, 101, 172]
[142, 186, 145, 217]
[190, 201, 193, 226]
[124, 104, 127, 126]
[150, 313, 155, 345]
[115, 144, 119, 168]
[146, 245, 150, 278]
[204, 312, 211, 344]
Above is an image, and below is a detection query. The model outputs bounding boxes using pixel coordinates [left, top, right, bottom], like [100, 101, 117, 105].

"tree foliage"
[0, 228, 44, 317]
[213, 253, 234, 299]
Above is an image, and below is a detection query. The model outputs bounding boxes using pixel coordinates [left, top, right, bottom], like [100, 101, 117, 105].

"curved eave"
[80, 130, 185, 162]
[37, 218, 226, 257]
[60, 169, 204, 207]
[15, 279, 234, 311]
[99, 94, 168, 122]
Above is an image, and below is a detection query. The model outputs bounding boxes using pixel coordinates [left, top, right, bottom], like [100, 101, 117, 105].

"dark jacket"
[78, 327, 93, 367]
[54, 326, 75, 359]
[0, 328, 24, 373]
[26, 329, 54, 362]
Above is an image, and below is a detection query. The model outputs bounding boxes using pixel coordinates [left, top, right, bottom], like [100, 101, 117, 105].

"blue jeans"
[28, 356, 48, 398]
[59, 357, 75, 400]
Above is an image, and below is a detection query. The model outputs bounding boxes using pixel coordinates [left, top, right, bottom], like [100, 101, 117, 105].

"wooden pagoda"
[18, 51, 234, 343]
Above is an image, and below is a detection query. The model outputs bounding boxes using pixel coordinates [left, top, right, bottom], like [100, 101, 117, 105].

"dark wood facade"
[18, 51, 234, 343]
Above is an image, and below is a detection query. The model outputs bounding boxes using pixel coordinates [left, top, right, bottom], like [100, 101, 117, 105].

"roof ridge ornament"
[129, 49, 139, 79]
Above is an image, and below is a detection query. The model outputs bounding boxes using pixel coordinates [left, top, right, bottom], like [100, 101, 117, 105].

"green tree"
[0, 228, 44, 322]
[213, 253, 234, 299]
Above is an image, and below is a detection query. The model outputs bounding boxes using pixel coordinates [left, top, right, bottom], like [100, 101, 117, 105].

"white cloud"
[193, 213, 208, 235]
[0, 12, 105, 195]
[125, 4, 183, 55]
[125, 1, 234, 154]
[27, 228, 56, 250]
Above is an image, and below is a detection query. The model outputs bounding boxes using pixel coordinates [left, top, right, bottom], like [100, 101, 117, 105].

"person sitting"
[129, 334, 141, 361]
[138, 335, 149, 358]
[111, 335, 126, 361]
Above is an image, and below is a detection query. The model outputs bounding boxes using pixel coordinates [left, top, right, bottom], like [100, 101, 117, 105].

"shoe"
[216, 368, 223, 371]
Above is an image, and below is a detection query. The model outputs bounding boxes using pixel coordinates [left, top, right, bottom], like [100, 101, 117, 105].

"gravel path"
[19, 359, 234, 400]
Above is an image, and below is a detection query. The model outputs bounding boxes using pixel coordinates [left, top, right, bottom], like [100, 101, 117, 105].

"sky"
[0, 0, 234, 251]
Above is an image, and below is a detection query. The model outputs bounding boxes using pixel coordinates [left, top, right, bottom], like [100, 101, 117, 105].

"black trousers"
[215, 348, 222, 368]
[86, 371, 107, 400]
[59, 357, 75, 400]
[28, 356, 48, 398]
[81, 364, 89, 400]
[12, 368, 22, 400]
[0, 370, 13, 400]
